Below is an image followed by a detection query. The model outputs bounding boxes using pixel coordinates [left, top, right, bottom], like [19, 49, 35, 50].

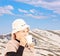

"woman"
[5, 19, 35, 56]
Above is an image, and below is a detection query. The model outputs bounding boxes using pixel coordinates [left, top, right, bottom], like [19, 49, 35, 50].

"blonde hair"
[11, 33, 16, 40]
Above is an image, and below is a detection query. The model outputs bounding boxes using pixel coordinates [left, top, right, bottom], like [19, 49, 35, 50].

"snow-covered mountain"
[0, 29, 60, 56]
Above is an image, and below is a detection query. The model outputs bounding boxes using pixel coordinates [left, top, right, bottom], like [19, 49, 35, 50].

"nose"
[24, 31, 28, 36]
[24, 33, 28, 37]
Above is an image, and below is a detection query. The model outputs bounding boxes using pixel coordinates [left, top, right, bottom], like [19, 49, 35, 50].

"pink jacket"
[5, 40, 35, 56]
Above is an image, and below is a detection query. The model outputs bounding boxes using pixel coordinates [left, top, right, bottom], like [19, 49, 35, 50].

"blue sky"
[0, 0, 60, 34]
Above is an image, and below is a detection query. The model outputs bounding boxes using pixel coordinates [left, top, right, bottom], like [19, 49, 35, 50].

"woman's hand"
[19, 37, 27, 47]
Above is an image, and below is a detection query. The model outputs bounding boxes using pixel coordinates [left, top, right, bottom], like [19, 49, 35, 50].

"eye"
[21, 24, 25, 26]
[22, 30, 25, 32]
[17, 31, 20, 33]
[26, 30, 29, 32]
[26, 28, 29, 32]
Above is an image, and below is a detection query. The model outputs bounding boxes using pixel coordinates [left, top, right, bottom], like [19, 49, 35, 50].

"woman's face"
[15, 28, 29, 40]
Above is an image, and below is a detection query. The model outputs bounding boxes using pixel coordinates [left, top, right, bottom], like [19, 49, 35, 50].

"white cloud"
[4, 5, 14, 10]
[18, 8, 46, 19]
[18, 8, 56, 19]
[15, 0, 60, 14]
[29, 9, 35, 13]
[0, 5, 14, 16]
[18, 8, 55, 19]
[24, 14, 47, 19]
[18, 9, 37, 14]
[18, 9, 28, 13]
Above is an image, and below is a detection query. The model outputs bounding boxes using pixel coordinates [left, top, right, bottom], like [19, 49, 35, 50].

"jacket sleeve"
[5, 46, 24, 56]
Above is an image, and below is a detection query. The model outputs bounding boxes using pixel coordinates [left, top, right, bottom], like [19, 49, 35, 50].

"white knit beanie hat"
[12, 19, 29, 33]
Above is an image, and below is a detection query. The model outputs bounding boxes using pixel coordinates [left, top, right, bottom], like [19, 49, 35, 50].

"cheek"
[19, 33, 24, 37]
[20, 33, 26, 38]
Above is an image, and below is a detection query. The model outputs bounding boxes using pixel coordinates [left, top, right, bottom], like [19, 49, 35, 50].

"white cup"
[25, 35, 32, 45]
